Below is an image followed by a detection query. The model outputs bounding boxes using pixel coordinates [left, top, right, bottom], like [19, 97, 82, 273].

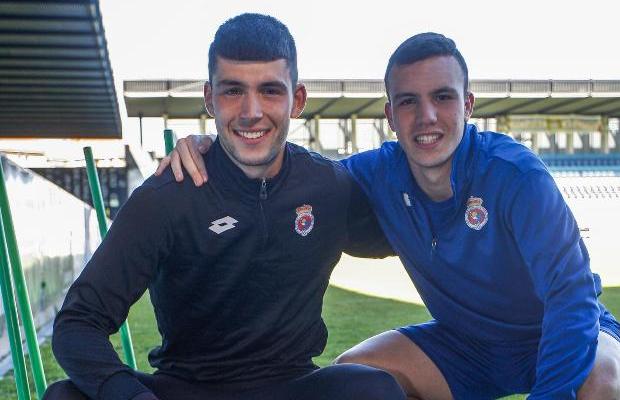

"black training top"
[52, 140, 393, 400]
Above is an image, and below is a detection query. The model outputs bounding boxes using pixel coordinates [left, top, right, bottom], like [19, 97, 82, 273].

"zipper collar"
[395, 123, 479, 213]
[207, 138, 291, 200]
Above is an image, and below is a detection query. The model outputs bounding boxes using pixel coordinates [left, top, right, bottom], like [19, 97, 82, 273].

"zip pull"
[431, 237, 437, 252]
[259, 178, 267, 200]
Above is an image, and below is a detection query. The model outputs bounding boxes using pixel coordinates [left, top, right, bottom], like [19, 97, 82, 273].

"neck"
[409, 159, 453, 202]
[236, 150, 284, 180]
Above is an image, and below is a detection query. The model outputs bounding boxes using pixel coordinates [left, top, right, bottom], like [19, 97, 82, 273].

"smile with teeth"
[415, 133, 441, 145]
[236, 129, 268, 139]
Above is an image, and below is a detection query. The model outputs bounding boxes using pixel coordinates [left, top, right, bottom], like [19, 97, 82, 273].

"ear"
[203, 81, 215, 117]
[290, 83, 307, 118]
[384, 102, 396, 132]
[464, 91, 475, 121]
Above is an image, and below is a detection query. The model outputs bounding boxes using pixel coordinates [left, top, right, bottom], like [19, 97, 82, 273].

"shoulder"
[347, 141, 400, 168]
[287, 142, 350, 178]
[477, 130, 548, 176]
[133, 168, 200, 205]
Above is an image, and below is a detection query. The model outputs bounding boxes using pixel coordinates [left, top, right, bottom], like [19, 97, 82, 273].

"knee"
[334, 364, 406, 400]
[334, 348, 372, 366]
[580, 358, 620, 400]
[358, 367, 407, 399]
[42, 380, 88, 400]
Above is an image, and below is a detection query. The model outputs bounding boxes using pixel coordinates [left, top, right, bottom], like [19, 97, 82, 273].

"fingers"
[154, 150, 184, 183]
[176, 138, 205, 186]
[154, 155, 171, 176]
[197, 134, 216, 154]
[187, 137, 209, 184]
[170, 148, 184, 182]
[154, 135, 213, 186]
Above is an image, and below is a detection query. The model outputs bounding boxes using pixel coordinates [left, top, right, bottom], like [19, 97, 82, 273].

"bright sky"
[100, 0, 620, 81]
[96, 0, 620, 152]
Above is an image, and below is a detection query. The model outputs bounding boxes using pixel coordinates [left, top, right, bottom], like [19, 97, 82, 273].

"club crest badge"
[294, 204, 315, 237]
[465, 197, 488, 230]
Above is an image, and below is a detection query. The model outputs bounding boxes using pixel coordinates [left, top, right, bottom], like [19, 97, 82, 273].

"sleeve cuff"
[98, 371, 153, 400]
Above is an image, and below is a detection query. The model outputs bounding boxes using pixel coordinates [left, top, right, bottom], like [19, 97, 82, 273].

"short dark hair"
[384, 32, 469, 98]
[208, 13, 298, 85]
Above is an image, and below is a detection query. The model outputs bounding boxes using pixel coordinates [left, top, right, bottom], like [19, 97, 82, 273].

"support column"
[601, 116, 610, 154]
[531, 132, 539, 154]
[374, 119, 387, 143]
[566, 132, 575, 155]
[339, 119, 349, 154]
[308, 115, 322, 152]
[350, 114, 358, 153]
[496, 116, 510, 135]
[581, 132, 591, 153]
[162, 113, 169, 130]
[546, 132, 557, 154]
[200, 114, 207, 134]
[138, 113, 144, 147]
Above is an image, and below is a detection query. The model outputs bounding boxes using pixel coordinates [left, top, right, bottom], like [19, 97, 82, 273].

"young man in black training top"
[43, 14, 406, 400]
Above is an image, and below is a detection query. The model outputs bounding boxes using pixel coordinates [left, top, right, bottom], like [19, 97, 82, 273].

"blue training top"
[342, 124, 602, 399]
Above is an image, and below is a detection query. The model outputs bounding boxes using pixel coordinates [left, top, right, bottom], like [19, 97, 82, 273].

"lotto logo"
[209, 216, 238, 234]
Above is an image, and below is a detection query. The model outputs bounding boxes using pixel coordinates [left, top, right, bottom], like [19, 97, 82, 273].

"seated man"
[162, 33, 620, 399]
[44, 14, 406, 400]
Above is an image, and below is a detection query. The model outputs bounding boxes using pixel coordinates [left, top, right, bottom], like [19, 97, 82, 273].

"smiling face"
[385, 55, 474, 182]
[204, 56, 306, 178]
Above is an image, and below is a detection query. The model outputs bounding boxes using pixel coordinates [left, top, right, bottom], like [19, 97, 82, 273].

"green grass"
[2, 286, 620, 399]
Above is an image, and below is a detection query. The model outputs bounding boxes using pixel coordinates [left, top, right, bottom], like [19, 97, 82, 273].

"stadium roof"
[0, 0, 121, 138]
[124, 79, 620, 120]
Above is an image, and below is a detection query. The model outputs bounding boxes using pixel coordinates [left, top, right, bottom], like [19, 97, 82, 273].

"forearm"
[52, 321, 154, 399]
[527, 276, 599, 399]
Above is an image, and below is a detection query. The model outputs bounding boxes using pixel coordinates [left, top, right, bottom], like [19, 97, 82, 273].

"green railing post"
[83, 147, 137, 370]
[0, 213, 30, 400]
[164, 129, 175, 155]
[0, 158, 44, 398]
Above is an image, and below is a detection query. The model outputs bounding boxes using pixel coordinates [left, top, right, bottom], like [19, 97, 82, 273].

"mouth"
[234, 129, 270, 141]
[414, 133, 442, 146]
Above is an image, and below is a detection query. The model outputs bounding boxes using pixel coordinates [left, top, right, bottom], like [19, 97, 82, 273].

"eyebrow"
[432, 86, 459, 95]
[392, 92, 417, 102]
[216, 79, 245, 87]
[392, 86, 459, 101]
[215, 79, 288, 89]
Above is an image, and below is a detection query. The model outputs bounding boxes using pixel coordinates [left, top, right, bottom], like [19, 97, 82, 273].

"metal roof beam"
[350, 97, 385, 116]
[536, 98, 584, 114]
[572, 98, 619, 114]
[306, 97, 343, 119]
[490, 97, 548, 114]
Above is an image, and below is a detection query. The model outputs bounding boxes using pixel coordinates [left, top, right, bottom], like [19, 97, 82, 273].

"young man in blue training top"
[43, 14, 407, 400]
[161, 33, 620, 399]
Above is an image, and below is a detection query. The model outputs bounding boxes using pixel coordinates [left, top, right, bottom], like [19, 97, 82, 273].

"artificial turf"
[2, 286, 619, 399]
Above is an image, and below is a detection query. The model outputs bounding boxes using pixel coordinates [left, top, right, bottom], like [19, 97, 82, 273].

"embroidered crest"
[464, 197, 488, 230]
[294, 204, 315, 237]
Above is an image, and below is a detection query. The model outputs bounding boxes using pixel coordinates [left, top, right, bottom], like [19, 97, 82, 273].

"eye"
[398, 97, 416, 106]
[436, 93, 454, 101]
[223, 87, 242, 96]
[262, 86, 284, 96]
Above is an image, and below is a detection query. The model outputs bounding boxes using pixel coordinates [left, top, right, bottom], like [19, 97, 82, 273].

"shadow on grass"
[3, 285, 620, 400]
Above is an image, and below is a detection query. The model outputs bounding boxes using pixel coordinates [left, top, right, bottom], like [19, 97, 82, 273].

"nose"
[417, 99, 437, 126]
[240, 92, 263, 123]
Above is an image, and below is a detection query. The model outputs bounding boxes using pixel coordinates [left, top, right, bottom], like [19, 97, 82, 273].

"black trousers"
[42, 363, 407, 400]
